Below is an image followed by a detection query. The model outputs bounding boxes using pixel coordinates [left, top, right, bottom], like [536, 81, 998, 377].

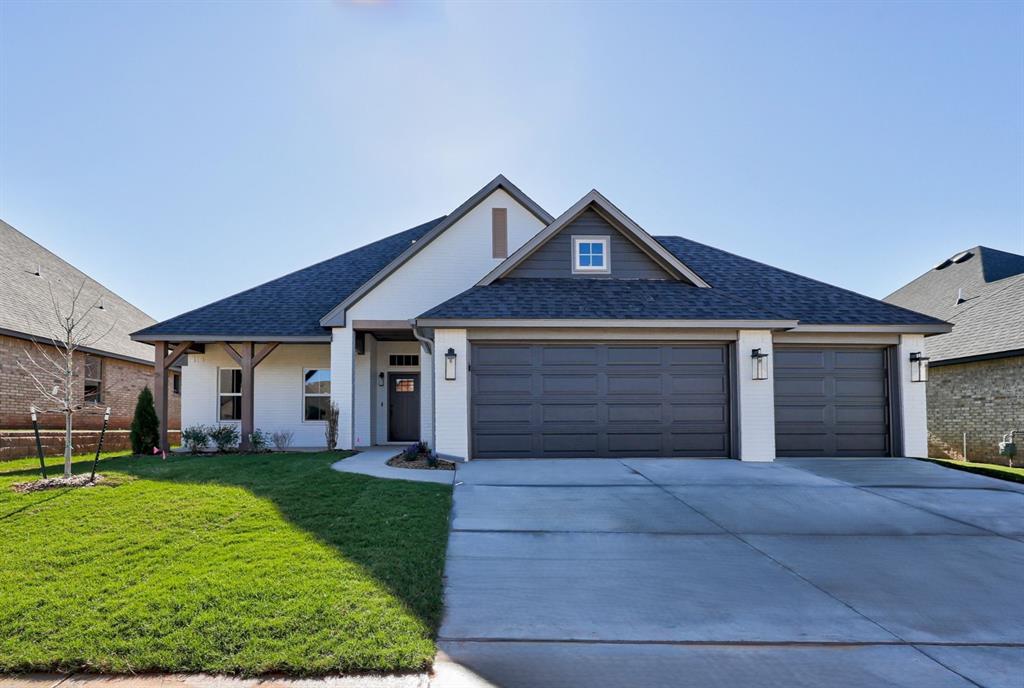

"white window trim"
[217, 367, 242, 423]
[83, 353, 104, 405]
[572, 236, 610, 274]
[302, 368, 331, 424]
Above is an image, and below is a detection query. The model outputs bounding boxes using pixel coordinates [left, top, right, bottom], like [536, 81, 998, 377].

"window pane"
[592, 254, 604, 267]
[591, 243, 603, 255]
[219, 396, 241, 421]
[305, 396, 329, 421]
[579, 255, 591, 267]
[578, 243, 591, 255]
[84, 382, 101, 403]
[395, 378, 415, 393]
[221, 369, 241, 394]
[304, 369, 330, 395]
[84, 354, 102, 381]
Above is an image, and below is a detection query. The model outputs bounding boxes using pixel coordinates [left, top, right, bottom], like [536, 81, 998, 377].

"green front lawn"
[919, 456, 1024, 484]
[0, 451, 453, 676]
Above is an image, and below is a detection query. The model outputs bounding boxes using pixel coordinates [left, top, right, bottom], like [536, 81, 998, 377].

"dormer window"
[573, 236, 609, 273]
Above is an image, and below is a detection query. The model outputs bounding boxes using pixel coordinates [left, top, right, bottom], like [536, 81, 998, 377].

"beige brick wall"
[927, 355, 1024, 465]
[0, 333, 181, 433]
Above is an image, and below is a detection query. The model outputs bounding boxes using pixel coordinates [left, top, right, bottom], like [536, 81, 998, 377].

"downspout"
[410, 320, 436, 451]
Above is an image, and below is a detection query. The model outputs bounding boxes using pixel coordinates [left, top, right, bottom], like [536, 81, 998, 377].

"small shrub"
[129, 386, 160, 455]
[181, 425, 210, 453]
[402, 443, 420, 461]
[271, 430, 294, 451]
[324, 402, 340, 450]
[209, 424, 240, 452]
[249, 429, 269, 452]
[425, 450, 439, 468]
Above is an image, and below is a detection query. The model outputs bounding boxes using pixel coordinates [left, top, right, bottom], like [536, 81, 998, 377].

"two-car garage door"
[470, 342, 731, 459]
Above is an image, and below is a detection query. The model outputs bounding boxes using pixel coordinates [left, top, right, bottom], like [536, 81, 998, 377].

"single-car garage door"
[471, 342, 731, 458]
[774, 347, 891, 457]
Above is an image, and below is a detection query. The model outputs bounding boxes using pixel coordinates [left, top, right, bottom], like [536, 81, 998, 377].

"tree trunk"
[64, 411, 72, 478]
[64, 356, 73, 478]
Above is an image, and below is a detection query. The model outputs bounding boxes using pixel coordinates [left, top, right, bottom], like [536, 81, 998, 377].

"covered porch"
[350, 320, 434, 450]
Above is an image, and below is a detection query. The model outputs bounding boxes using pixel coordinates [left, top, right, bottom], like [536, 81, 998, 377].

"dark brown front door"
[388, 372, 420, 442]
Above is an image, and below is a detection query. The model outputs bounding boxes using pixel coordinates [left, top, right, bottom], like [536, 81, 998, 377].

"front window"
[573, 236, 609, 273]
[303, 369, 331, 421]
[218, 369, 242, 421]
[84, 354, 103, 404]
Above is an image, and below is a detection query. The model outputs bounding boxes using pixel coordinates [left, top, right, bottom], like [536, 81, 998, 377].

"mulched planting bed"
[11, 474, 107, 493]
[386, 453, 456, 471]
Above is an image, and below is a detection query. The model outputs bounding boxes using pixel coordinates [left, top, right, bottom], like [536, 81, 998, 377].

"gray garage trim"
[470, 341, 732, 459]
[774, 345, 893, 457]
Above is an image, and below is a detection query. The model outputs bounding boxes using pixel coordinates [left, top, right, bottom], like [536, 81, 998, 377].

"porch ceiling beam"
[352, 320, 413, 330]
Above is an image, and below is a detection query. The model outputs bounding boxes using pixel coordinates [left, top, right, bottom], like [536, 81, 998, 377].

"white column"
[330, 326, 354, 449]
[353, 334, 375, 447]
[434, 328, 469, 461]
[420, 345, 434, 448]
[736, 330, 776, 461]
[898, 333, 928, 458]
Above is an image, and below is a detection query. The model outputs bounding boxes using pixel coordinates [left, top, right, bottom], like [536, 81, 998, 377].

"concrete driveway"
[432, 458, 1024, 688]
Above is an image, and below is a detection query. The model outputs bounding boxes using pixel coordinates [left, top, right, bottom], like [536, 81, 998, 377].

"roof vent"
[952, 251, 974, 264]
[956, 287, 965, 305]
[934, 259, 953, 270]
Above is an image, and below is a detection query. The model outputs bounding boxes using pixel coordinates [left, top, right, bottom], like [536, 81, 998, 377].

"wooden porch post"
[154, 341, 168, 452]
[155, 341, 193, 453]
[223, 342, 279, 452]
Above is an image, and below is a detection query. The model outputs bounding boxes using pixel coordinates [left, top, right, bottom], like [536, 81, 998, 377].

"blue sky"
[1, 0, 1021, 321]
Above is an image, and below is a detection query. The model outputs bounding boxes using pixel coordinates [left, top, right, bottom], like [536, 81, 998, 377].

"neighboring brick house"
[885, 246, 1024, 465]
[0, 220, 180, 459]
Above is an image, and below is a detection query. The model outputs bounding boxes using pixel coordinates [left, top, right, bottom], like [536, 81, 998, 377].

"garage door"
[471, 342, 731, 458]
[774, 347, 891, 457]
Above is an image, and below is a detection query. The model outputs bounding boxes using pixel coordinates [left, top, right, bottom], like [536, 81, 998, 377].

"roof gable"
[503, 207, 674, 280]
[319, 174, 554, 327]
[477, 190, 710, 288]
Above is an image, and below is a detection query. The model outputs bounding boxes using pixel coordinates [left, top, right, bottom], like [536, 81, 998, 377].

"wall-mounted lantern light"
[377, 372, 385, 387]
[910, 352, 929, 382]
[444, 347, 457, 381]
[751, 348, 769, 381]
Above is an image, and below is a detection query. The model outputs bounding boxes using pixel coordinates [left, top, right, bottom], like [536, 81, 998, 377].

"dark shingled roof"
[884, 246, 1024, 362]
[655, 237, 946, 326]
[133, 218, 444, 339]
[421, 236, 948, 325]
[418, 278, 792, 321]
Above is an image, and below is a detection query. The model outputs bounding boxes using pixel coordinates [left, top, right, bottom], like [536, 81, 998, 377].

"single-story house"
[884, 246, 1024, 464]
[131, 175, 949, 461]
[1, 219, 181, 459]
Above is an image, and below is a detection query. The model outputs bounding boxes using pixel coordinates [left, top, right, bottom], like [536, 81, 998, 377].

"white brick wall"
[353, 334, 375, 447]
[737, 330, 776, 461]
[433, 328, 468, 460]
[180, 344, 332, 447]
[346, 188, 546, 322]
[420, 346, 434, 448]
[899, 333, 928, 457]
[330, 327, 354, 449]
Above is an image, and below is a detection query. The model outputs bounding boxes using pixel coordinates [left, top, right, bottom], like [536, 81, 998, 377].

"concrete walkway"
[331, 447, 456, 485]
[433, 458, 1024, 687]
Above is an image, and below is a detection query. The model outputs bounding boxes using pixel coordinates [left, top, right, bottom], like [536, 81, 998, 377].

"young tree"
[17, 279, 117, 478]
[130, 386, 160, 454]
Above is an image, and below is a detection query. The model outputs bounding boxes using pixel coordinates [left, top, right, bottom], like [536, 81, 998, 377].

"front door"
[388, 372, 420, 442]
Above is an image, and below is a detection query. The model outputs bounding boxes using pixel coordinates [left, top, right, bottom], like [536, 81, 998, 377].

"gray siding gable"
[506, 208, 673, 280]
